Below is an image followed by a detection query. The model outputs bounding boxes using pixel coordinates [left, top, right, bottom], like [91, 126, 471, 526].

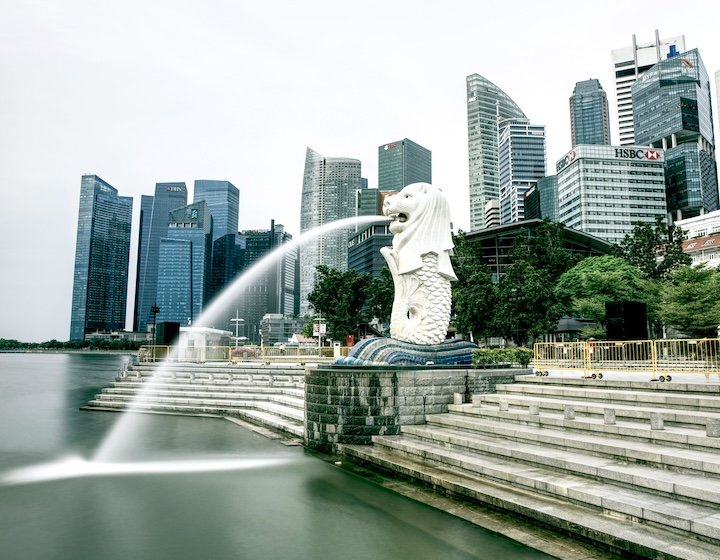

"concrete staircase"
[83, 362, 306, 438]
[341, 375, 720, 560]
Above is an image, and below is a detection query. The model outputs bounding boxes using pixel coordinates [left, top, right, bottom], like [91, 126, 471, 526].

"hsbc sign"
[556, 150, 576, 172]
[614, 148, 661, 160]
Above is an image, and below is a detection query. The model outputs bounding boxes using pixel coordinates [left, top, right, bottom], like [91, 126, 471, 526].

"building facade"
[466, 74, 526, 231]
[632, 48, 718, 221]
[70, 175, 133, 340]
[677, 209, 720, 268]
[497, 118, 547, 224]
[299, 148, 362, 316]
[611, 31, 686, 146]
[193, 179, 243, 303]
[347, 223, 393, 279]
[134, 182, 188, 332]
[155, 202, 213, 326]
[236, 222, 298, 344]
[570, 79, 611, 146]
[377, 138, 431, 191]
[556, 145, 667, 244]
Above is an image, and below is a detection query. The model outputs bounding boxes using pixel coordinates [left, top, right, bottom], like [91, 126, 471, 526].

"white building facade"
[557, 145, 667, 244]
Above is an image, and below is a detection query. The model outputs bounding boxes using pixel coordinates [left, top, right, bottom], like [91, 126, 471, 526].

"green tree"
[613, 217, 691, 280]
[555, 256, 648, 326]
[364, 266, 394, 328]
[307, 265, 370, 342]
[659, 265, 720, 338]
[451, 231, 497, 340]
[493, 219, 582, 344]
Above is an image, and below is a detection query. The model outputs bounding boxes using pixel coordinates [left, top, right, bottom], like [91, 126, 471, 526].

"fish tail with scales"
[384, 251, 451, 345]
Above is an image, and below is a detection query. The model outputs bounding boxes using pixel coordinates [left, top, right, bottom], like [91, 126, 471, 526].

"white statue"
[381, 183, 457, 345]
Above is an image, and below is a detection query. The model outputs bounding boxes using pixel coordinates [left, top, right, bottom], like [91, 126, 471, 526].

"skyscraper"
[299, 147, 362, 316]
[155, 201, 213, 325]
[134, 182, 188, 332]
[193, 179, 242, 303]
[70, 175, 133, 340]
[633, 48, 719, 220]
[466, 74, 526, 231]
[237, 222, 297, 344]
[193, 180, 239, 241]
[570, 79, 611, 146]
[611, 31, 686, 146]
[497, 118, 546, 224]
[377, 138, 431, 191]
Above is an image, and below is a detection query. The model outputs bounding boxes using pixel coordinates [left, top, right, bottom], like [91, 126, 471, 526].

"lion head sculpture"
[382, 182, 457, 281]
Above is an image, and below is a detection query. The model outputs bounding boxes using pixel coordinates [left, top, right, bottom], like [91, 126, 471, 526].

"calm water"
[0, 353, 551, 560]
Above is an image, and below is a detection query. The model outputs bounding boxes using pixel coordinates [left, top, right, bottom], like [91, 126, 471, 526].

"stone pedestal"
[305, 364, 530, 453]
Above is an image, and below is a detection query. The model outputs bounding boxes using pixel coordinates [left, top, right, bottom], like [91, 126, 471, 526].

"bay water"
[0, 353, 551, 560]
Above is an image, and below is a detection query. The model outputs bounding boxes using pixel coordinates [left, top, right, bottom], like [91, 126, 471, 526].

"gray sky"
[1, 1, 718, 342]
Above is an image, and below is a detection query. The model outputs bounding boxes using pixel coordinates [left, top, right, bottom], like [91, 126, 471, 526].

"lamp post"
[150, 304, 160, 346]
[231, 310, 244, 348]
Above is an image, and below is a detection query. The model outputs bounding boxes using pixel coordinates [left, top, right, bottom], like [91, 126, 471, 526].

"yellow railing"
[138, 345, 351, 364]
[534, 339, 720, 382]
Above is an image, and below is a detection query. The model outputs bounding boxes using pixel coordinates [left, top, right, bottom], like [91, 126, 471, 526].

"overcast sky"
[1, 1, 718, 342]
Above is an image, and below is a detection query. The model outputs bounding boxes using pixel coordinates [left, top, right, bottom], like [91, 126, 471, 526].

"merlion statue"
[381, 183, 457, 345]
[340, 183, 477, 365]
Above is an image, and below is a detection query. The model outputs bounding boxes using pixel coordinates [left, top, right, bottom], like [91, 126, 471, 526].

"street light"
[150, 304, 160, 346]
[231, 310, 245, 348]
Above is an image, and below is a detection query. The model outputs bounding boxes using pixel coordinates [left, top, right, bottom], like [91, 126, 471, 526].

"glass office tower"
[570, 79, 611, 146]
[633, 48, 718, 220]
[497, 118, 547, 224]
[611, 31, 686, 145]
[299, 147, 362, 316]
[134, 182, 188, 332]
[194, 179, 242, 303]
[155, 202, 213, 325]
[466, 74, 526, 231]
[377, 138, 431, 191]
[70, 175, 133, 340]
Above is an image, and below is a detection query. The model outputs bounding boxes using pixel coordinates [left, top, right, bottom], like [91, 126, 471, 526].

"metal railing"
[534, 338, 720, 382]
[138, 345, 351, 364]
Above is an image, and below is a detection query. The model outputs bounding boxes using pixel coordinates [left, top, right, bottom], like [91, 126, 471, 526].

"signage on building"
[556, 150, 576, 173]
[614, 148, 661, 160]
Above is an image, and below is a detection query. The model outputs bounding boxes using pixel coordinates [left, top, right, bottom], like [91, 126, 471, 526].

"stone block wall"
[305, 365, 528, 453]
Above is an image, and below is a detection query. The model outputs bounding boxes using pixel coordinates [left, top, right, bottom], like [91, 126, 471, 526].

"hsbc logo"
[556, 150, 576, 172]
[615, 148, 661, 160]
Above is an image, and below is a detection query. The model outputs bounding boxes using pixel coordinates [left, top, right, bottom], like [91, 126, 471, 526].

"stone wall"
[305, 364, 529, 453]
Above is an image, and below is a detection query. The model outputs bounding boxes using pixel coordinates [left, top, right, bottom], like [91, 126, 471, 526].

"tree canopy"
[451, 231, 497, 340]
[613, 217, 691, 280]
[555, 255, 648, 326]
[307, 265, 371, 341]
[659, 265, 720, 338]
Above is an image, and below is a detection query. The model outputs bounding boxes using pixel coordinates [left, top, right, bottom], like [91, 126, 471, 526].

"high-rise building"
[193, 179, 242, 303]
[193, 180, 239, 241]
[377, 138, 431, 191]
[299, 147, 362, 316]
[70, 175, 133, 340]
[466, 74, 526, 231]
[134, 182, 188, 332]
[611, 31, 686, 146]
[556, 145, 667, 244]
[633, 48, 718, 220]
[570, 79, 611, 146]
[155, 202, 213, 325]
[237, 222, 297, 344]
[497, 118, 546, 224]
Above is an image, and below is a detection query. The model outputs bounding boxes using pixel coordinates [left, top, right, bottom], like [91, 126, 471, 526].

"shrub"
[472, 347, 532, 368]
